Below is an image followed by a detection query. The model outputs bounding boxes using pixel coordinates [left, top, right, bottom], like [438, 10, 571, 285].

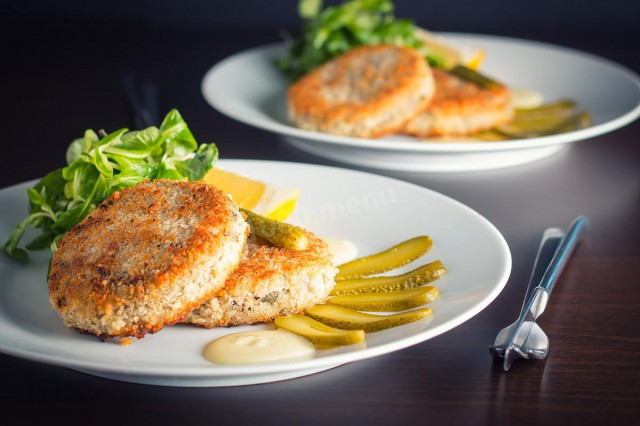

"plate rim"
[0, 159, 512, 379]
[201, 33, 640, 153]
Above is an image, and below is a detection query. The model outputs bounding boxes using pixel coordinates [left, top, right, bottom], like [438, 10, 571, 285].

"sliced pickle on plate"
[274, 314, 365, 346]
[449, 65, 503, 89]
[331, 260, 447, 296]
[335, 236, 432, 281]
[514, 99, 576, 114]
[474, 99, 590, 141]
[473, 130, 509, 141]
[327, 286, 439, 311]
[556, 111, 591, 132]
[241, 208, 308, 250]
[496, 110, 591, 138]
[305, 304, 433, 333]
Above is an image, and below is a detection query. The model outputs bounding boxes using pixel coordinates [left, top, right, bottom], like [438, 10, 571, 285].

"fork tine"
[503, 346, 515, 371]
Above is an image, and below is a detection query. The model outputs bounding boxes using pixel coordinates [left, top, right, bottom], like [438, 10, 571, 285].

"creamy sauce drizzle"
[323, 237, 358, 266]
[510, 88, 544, 109]
[204, 329, 315, 365]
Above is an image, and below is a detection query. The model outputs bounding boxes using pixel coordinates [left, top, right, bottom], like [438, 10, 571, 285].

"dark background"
[2, 0, 639, 187]
[4, 0, 640, 32]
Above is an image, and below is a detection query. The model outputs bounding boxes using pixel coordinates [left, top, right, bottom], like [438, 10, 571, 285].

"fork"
[489, 216, 589, 371]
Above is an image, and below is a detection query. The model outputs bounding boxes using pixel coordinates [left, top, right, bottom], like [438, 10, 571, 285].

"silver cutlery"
[490, 216, 589, 371]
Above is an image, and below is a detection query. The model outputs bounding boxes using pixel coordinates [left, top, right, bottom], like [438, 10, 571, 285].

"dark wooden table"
[1, 19, 638, 426]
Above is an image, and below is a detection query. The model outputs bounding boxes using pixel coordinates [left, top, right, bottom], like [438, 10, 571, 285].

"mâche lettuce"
[276, 0, 436, 82]
[2, 109, 218, 260]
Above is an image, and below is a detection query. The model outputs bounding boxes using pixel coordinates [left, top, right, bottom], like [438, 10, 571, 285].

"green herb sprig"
[2, 109, 218, 261]
[276, 0, 430, 82]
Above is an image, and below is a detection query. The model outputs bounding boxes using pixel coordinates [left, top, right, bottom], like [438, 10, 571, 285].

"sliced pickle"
[305, 304, 433, 332]
[449, 65, 503, 89]
[556, 111, 591, 132]
[500, 115, 573, 134]
[241, 208, 308, 250]
[331, 260, 447, 296]
[474, 100, 590, 141]
[514, 109, 577, 122]
[274, 315, 365, 346]
[496, 111, 591, 138]
[515, 99, 576, 114]
[335, 236, 432, 281]
[327, 286, 439, 311]
[473, 130, 509, 141]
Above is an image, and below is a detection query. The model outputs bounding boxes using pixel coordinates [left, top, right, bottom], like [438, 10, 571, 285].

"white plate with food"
[202, 34, 640, 172]
[0, 160, 511, 386]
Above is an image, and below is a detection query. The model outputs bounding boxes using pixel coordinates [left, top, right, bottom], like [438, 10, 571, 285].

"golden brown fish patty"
[287, 45, 435, 139]
[48, 179, 249, 339]
[404, 68, 513, 137]
[186, 229, 335, 328]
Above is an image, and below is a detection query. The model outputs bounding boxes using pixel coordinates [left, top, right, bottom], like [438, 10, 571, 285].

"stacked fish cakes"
[48, 179, 335, 339]
[287, 45, 512, 139]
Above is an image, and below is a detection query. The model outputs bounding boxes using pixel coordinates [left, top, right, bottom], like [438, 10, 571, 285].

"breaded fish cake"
[186, 229, 335, 328]
[404, 68, 513, 137]
[287, 45, 435, 139]
[48, 179, 249, 339]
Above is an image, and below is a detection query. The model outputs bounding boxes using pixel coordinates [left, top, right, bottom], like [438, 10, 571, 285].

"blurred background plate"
[202, 34, 640, 172]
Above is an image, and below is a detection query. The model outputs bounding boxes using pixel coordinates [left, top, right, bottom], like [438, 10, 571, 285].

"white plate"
[0, 160, 511, 386]
[202, 34, 640, 172]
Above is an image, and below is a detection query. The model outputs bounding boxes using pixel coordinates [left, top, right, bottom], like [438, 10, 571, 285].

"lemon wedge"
[202, 168, 300, 221]
[415, 28, 485, 70]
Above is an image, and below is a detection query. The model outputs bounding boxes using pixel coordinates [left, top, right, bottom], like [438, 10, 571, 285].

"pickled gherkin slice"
[241, 208, 308, 250]
[274, 314, 365, 346]
[450, 65, 503, 89]
[474, 100, 590, 141]
[473, 129, 509, 141]
[305, 304, 433, 332]
[514, 99, 576, 114]
[331, 260, 447, 295]
[496, 111, 590, 139]
[556, 111, 591, 132]
[336, 236, 432, 281]
[327, 286, 439, 311]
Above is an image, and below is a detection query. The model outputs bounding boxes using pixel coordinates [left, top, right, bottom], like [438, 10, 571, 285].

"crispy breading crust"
[404, 68, 514, 137]
[186, 229, 336, 328]
[287, 45, 434, 139]
[48, 179, 249, 339]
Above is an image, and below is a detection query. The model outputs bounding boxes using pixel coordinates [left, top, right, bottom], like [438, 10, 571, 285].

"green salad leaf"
[2, 109, 218, 261]
[276, 0, 430, 82]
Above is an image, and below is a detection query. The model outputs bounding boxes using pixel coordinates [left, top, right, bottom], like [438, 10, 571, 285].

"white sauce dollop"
[510, 88, 544, 109]
[323, 237, 358, 266]
[204, 329, 315, 365]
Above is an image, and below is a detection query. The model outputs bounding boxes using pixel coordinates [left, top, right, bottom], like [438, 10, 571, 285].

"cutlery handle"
[539, 216, 589, 295]
[520, 227, 564, 314]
